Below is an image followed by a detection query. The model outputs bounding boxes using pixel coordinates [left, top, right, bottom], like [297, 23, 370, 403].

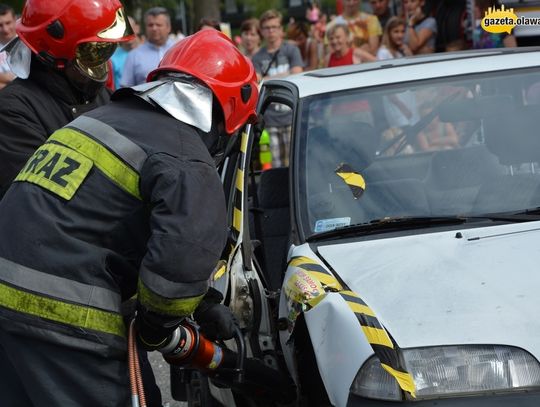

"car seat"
[254, 167, 290, 291]
[424, 146, 503, 214]
[474, 105, 540, 213]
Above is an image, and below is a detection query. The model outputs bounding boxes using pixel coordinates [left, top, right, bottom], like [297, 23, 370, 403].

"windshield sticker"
[314, 217, 351, 233]
[335, 163, 365, 199]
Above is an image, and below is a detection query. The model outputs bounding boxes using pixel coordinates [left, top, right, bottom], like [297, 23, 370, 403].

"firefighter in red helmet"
[0, 0, 134, 198]
[0, 29, 258, 406]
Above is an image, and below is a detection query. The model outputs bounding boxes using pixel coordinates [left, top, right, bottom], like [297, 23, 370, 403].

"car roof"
[263, 47, 540, 98]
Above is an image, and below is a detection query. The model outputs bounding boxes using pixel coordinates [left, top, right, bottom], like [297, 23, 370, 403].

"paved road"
[149, 351, 185, 407]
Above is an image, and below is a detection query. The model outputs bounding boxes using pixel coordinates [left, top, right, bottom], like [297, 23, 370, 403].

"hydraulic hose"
[129, 319, 147, 407]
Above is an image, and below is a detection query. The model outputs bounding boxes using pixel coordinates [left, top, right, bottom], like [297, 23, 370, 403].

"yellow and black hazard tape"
[231, 132, 249, 242]
[339, 290, 415, 396]
[287, 256, 416, 397]
[335, 163, 365, 199]
[289, 256, 343, 291]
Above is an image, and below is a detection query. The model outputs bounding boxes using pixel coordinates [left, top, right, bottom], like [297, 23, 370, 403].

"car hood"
[316, 222, 540, 360]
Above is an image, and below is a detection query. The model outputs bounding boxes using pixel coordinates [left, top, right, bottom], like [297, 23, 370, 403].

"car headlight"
[350, 355, 402, 401]
[351, 345, 540, 401]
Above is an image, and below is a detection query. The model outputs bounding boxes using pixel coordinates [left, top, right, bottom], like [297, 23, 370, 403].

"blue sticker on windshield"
[314, 217, 351, 233]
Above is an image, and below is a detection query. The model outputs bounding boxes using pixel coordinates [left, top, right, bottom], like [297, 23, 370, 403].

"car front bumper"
[348, 391, 540, 406]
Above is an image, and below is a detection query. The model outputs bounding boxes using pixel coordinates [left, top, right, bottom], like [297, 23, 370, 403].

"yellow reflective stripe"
[15, 144, 93, 200]
[235, 169, 244, 191]
[139, 333, 169, 349]
[49, 128, 141, 200]
[346, 301, 376, 317]
[381, 363, 416, 398]
[336, 172, 366, 189]
[240, 132, 249, 153]
[0, 282, 125, 337]
[213, 263, 227, 281]
[361, 326, 394, 348]
[137, 279, 204, 316]
[233, 207, 242, 232]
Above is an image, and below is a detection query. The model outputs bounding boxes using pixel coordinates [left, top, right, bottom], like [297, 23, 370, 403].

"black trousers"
[0, 329, 162, 407]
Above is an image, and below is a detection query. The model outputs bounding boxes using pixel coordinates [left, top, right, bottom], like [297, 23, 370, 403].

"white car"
[173, 48, 540, 407]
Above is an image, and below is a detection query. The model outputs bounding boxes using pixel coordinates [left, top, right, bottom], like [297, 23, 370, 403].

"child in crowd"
[376, 17, 419, 138]
[403, 0, 437, 54]
[377, 16, 412, 59]
[240, 18, 262, 59]
[287, 21, 319, 71]
[306, 1, 321, 24]
[325, 23, 377, 67]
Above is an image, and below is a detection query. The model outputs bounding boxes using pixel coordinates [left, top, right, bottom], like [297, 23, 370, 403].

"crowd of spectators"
[232, 0, 523, 165]
[236, 0, 516, 72]
[0, 0, 525, 167]
[0, 0, 521, 93]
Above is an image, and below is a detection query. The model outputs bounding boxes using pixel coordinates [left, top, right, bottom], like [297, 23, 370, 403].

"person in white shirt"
[377, 16, 411, 60]
[0, 4, 16, 90]
[378, 17, 418, 135]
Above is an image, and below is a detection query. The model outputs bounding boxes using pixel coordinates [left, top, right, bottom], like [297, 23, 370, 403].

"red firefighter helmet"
[16, 0, 134, 78]
[148, 30, 259, 135]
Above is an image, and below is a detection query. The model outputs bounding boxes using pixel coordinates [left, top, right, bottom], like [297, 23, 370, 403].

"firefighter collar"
[1, 36, 32, 79]
[122, 78, 213, 133]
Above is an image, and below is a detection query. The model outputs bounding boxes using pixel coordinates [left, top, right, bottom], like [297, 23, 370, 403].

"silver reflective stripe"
[67, 115, 147, 172]
[0, 257, 121, 313]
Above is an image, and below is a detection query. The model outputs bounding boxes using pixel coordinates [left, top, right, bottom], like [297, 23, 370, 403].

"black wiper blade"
[512, 206, 540, 215]
[306, 213, 540, 242]
[371, 214, 540, 224]
[366, 215, 470, 229]
[307, 216, 468, 241]
[479, 208, 540, 220]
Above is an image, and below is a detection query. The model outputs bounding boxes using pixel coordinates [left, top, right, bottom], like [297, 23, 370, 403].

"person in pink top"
[325, 23, 376, 67]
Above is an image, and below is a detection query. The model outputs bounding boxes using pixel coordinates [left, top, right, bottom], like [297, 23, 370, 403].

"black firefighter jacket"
[0, 58, 110, 197]
[0, 96, 228, 357]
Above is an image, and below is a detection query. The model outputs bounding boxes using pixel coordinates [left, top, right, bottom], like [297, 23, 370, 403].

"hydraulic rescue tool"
[129, 319, 295, 407]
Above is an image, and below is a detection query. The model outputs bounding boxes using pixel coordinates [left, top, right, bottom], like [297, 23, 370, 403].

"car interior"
[239, 76, 540, 291]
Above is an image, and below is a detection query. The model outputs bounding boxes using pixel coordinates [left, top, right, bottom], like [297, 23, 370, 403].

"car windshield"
[297, 68, 540, 239]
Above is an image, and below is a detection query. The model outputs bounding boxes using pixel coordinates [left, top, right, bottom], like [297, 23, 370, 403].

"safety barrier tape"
[231, 132, 248, 242]
[287, 256, 416, 397]
[288, 256, 342, 291]
[335, 163, 366, 199]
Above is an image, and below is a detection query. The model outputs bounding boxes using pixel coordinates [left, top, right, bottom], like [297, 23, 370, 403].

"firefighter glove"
[193, 287, 238, 341]
[136, 305, 183, 351]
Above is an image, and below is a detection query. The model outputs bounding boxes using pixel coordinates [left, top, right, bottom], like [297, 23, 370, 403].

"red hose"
[133, 323, 147, 407]
[128, 320, 139, 406]
[128, 319, 147, 407]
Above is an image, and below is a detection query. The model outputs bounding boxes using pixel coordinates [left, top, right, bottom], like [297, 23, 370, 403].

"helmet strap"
[64, 60, 105, 99]
[37, 51, 68, 70]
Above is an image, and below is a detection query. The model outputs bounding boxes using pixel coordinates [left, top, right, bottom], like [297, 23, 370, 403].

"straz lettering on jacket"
[15, 142, 92, 200]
